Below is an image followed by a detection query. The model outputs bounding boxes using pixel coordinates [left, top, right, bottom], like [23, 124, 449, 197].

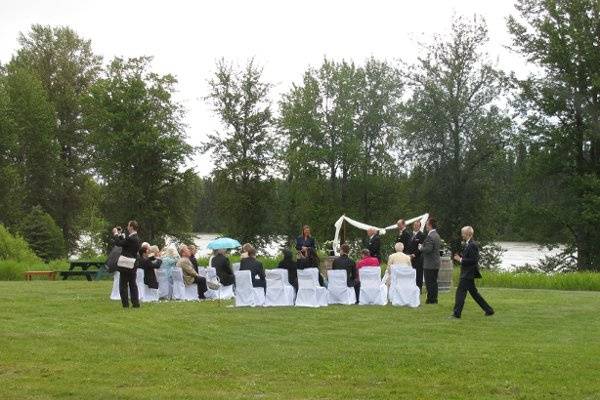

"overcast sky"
[0, 0, 527, 175]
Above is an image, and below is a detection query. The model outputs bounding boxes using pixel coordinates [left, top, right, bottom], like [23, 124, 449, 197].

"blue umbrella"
[207, 237, 241, 250]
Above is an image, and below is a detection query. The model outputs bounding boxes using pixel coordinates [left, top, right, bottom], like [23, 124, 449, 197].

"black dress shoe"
[485, 311, 495, 316]
[449, 315, 460, 319]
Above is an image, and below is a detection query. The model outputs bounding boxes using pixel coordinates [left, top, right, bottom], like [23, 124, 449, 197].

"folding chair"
[389, 267, 420, 308]
[327, 269, 356, 305]
[359, 266, 387, 305]
[234, 270, 265, 307]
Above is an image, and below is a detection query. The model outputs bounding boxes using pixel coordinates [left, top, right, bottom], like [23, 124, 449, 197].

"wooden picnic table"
[58, 261, 107, 281]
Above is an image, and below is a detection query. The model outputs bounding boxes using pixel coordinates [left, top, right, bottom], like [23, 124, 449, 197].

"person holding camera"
[112, 221, 142, 308]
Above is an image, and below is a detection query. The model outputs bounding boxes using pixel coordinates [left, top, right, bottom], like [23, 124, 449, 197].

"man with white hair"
[451, 226, 494, 318]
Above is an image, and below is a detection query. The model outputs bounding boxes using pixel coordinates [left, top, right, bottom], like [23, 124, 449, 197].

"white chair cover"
[306, 268, 328, 306]
[295, 269, 319, 307]
[234, 270, 265, 307]
[202, 266, 235, 300]
[359, 266, 388, 305]
[232, 262, 241, 272]
[135, 268, 146, 302]
[171, 267, 198, 301]
[110, 272, 120, 300]
[388, 266, 420, 308]
[156, 268, 172, 300]
[327, 270, 356, 305]
[265, 269, 295, 306]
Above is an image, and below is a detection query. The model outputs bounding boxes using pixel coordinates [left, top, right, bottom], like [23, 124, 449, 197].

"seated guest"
[277, 249, 298, 290]
[160, 245, 179, 287]
[297, 247, 325, 286]
[239, 245, 266, 291]
[356, 248, 380, 283]
[140, 245, 162, 289]
[177, 245, 218, 300]
[367, 228, 382, 261]
[211, 248, 235, 286]
[189, 245, 199, 273]
[296, 225, 316, 252]
[240, 243, 252, 259]
[332, 243, 359, 303]
[383, 242, 412, 287]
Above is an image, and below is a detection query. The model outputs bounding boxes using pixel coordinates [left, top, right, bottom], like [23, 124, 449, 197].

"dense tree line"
[0, 1, 599, 269]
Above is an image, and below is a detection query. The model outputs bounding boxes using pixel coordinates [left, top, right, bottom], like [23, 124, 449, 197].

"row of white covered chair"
[234, 266, 420, 308]
[110, 266, 235, 302]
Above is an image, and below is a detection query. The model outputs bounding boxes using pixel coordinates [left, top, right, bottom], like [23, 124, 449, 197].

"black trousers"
[353, 281, 361, 304]
[424, 268, 438, 303]
[118, 267, 139, 308]
[412, 257, 424, 291]
[453, 278, 494, 317]
[194, 276, 208, 299]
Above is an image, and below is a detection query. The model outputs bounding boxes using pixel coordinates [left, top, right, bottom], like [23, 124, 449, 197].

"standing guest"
[211, 248, 235, 286]
[383, 242, 412, 288]
[297, 247, 325, 286]
[451, 226, 495, 318]
[332, 243, 359, 303]
[395, 219, 412, 255]
[420, 218, 441, 304]
[178, 245, 218, 300]
[277, 249, 298, 290]
[239, 245, 266, 292]
[140, 245, 162, 290]
[407, 220, 426, 292]
[356, 248, 380, 273]
[367, 228, 382, 261]
[189, 245, 199, 273]
[296, 225, 316, 252]
[112, 220, 142, 309]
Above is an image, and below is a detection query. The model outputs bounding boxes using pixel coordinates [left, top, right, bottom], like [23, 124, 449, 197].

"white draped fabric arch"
[332, 213, 429, 256]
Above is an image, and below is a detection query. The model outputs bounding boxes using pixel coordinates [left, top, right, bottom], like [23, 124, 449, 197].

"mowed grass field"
[1, 282, 599, 400]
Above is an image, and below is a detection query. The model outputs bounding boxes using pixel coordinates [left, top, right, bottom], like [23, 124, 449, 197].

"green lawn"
[1, 282, 599, 399]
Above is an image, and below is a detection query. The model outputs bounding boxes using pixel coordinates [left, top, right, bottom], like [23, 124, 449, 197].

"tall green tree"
[401, 15, 512, 250]
[508, 0, 600, 270]
[10, 25, 102, 249]
[85, 56, 194, 244]
[204, 59, 276, 243]
[0, 70, 23, 229]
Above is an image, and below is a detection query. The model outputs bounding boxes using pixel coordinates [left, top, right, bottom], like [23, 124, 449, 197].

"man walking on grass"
[451, 226, 495, 318]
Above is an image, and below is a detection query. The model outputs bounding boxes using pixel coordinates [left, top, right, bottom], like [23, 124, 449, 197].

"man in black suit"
[332, 243, 360, 303]
[451, 226, 494, 318]
[112, 220, 142, 308]
[395, 219, 412, 255]
[406, 220, 426, 292]
[211, 249, 235, 286]
[239, 245, 266, 291]
[367, 228, 382, 262]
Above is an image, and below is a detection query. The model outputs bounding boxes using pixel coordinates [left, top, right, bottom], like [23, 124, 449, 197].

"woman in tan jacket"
[383, 242, 412, 287]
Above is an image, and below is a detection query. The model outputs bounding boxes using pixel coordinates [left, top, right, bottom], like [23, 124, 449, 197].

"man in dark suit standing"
[332, 243, 359, 303]
[406, 220, 426, 292]
[112, 220, 142, 308]
[451, 226, 494, 318]
[367, 228, 382, 262]
[420, 218, 441, 304]
[395, 219, 412, 255]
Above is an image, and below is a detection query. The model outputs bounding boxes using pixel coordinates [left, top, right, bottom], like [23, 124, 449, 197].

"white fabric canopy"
[332, 212, 429, 255]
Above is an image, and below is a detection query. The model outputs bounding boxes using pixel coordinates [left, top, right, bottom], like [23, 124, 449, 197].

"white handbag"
[117, 255, 136, 269]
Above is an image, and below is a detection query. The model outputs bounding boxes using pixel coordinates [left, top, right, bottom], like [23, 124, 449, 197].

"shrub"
[0, 224, 40, 263]
[20, 206, 66, 261]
